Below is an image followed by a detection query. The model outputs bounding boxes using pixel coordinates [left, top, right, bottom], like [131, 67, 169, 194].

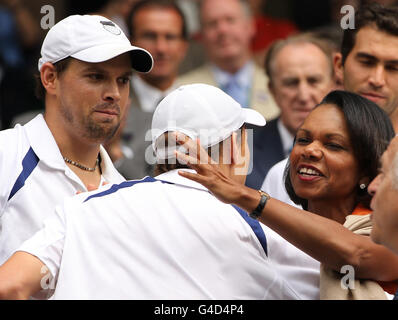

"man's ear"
[333, 52, 344, 86]
[40, 62, 58, 96]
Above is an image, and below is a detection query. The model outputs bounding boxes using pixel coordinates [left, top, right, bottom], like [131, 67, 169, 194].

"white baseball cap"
[152, 83, 266, 159]
[38, 15, 153, 72]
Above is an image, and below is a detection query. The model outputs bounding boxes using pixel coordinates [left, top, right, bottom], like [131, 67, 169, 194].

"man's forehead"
[279, 44, 323, 62]
[353, 26, 398, 58]
[201, 0, 244, 20]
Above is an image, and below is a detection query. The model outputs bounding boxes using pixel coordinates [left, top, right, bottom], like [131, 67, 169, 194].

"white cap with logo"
[151, 83, 266, 160]
[38, 15, 153, 73]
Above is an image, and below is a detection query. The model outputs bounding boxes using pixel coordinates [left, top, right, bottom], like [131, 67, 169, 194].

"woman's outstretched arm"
[173, 133, 398, 281]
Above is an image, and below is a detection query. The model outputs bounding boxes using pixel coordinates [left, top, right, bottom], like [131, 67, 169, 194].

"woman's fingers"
[171, 132, 215, 165]
[175, 150, 201, 168]
[177, 169, 207, 185]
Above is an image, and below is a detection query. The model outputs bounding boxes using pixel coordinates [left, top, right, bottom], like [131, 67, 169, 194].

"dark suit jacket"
[245, 118, 285, 190]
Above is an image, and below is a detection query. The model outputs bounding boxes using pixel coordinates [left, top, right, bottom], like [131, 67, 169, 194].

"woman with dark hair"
[175, 90, 398, 299]
[285, 90, 393, 211]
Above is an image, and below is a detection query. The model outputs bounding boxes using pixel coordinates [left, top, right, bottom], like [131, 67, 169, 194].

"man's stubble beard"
[59, 103, 121, 143]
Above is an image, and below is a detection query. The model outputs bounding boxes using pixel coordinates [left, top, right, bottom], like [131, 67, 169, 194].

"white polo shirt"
[0, 114, 124, 265]
[18, 169, 302, 300]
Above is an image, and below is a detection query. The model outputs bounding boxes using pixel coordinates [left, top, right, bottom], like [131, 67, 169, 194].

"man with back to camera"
[0, 84, 302, 300]
[177, 0, 279, 121]
[104, 0, 189, 180]
[262, 3, 398, 205]
[0, 14, 153, 280]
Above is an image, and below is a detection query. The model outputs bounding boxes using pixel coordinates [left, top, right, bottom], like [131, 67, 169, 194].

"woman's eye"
[326, 143, 343, 150]
[296, 137, 310, 144]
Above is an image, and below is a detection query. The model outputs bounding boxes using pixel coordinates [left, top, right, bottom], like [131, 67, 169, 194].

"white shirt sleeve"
[16, 204, 66, 279]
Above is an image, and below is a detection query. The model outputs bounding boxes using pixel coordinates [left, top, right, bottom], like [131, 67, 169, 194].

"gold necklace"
[63, 156, 99, 172]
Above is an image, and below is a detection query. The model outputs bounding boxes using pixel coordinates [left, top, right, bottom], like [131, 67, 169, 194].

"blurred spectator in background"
[0, 0, 42, 129]
[105, 0, 188, 179]
[245, 33, 337, 189]
[175, 0, 206, 73]
[177, 0, 279, 121]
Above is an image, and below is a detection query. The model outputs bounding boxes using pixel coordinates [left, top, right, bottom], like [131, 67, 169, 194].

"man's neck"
[43, 112, 101, 170]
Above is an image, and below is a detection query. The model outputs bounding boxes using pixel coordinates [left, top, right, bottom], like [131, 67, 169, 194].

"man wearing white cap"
[0, 14, 153, 277]
[0, 84, 300, 300]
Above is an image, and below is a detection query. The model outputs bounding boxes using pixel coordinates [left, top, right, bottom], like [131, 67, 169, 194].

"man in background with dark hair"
[0, 14, 153, 294]
[335, 2, 398, 131]
[105, 0, 188, 180]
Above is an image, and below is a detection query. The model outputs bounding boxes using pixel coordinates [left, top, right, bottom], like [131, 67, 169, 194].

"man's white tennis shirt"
[0, 114, 124, 264]
[18, 169, 302, 299]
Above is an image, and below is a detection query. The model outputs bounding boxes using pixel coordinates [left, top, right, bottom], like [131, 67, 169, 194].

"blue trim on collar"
[84, 176, 160, 203]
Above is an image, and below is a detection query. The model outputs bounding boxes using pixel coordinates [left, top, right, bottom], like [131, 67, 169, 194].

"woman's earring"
[360, 183, 367, 190]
